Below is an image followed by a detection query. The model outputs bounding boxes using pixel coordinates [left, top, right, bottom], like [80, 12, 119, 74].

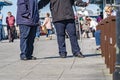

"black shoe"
[9, 40, 12, 43]
[74, 52, 85, 58]
[11, 40, 14, 42]
[20, 56, 37, 60]
[59, 53, 67, 58]
[96, 47, 101, 50]
[27, 56, 37, 60]
[20, 57, 28, 60]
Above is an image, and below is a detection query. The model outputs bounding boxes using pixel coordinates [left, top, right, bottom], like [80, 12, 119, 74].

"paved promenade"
[0, 35, 112, 80]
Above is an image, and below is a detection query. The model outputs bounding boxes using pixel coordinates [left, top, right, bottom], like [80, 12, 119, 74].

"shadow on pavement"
[84, 53, 101, 57]
[37, 55, 73, 60]
[36, 54, 101, 60]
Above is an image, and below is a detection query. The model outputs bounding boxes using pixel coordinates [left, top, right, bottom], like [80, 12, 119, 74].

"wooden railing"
[97, 16, 116, 74]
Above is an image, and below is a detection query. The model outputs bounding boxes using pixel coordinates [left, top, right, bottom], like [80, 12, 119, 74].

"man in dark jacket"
[16, 0, 39, 60]
[38, 0, 88, 58]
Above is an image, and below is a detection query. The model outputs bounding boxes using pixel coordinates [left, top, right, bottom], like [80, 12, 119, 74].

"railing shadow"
[36, 53, 101, 60]
[84, 53, 101, 57]
[37, 55, 73, 60]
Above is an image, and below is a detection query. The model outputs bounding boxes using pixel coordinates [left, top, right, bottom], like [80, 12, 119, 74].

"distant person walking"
[89, 18, 98, 37]
[95, 13, 103, 50]
[42, 13, 52, 40]
[16, 0, 39, 60]
[6, 12, 15, 42]
[38, 0, 88, 58]
[0, 10, 3, 41]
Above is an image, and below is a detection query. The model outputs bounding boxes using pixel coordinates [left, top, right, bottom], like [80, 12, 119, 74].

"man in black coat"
[38, 0, 88, 58]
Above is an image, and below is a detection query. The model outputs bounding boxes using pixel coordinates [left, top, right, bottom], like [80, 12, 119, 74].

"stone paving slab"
[0, 35, 112, 80]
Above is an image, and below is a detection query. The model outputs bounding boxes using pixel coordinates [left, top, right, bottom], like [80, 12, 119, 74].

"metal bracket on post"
[73, 5, 83, 49]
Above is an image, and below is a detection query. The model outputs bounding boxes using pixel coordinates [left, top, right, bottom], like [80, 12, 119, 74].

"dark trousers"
[19, 25, 37, 59]
[90, 28, 95, 37]
[7, 26, 15, 42]
[54, 19, 81, 55]
[0, 26, 3, 41]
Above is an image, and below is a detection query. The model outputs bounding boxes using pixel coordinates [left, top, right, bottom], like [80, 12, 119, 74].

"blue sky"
[1, 0, 99, 24]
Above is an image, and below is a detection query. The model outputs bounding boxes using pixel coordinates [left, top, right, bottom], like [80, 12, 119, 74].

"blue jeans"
[46, 29, 51, 37]
[95, 30, 101, 46]
[54, 19, 81, 55]
[36, 26, 40, 38]
[19, 25, 37, 59]
[0, 25, 3, 41]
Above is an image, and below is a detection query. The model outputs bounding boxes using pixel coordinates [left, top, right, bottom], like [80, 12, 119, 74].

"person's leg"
[86, 30, 89, 38]
[66, 20, 84, 57]
[47, 29, 52, 40]
[46, 29, 49, 37]
[54, 21, 67, 57]
[19, 25, 31, 59]
[9, 27, 13, 42]
[0, 28, 2, 41]
[48, 29, 51, 36]
[27, 26, 37, 59]
[49, 29, 52, 40]
[0, 24, 3, 41]
[82, 30, 86, 38]
[66, 20, 80, 54]
[11, 26, 15, 42]
[46, 29, 50, 37]
[36, 26, 40, 38]
[92, 29, 95, 37]
[8, 28, 12, 42]
[95, 30, 101, 46]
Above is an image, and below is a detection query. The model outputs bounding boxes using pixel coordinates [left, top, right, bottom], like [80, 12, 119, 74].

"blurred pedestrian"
[6, 12, 15, 42]
[38, 0, 88, 58]
[42, 13, 52, 40]
[89, 18, 98, 37]
[36, 26, 40, 40]
[82, 16, 90, 38]
[95, 13, 103, 50]
[16, 0, 39, 60]
[0, 10, 3, 41]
